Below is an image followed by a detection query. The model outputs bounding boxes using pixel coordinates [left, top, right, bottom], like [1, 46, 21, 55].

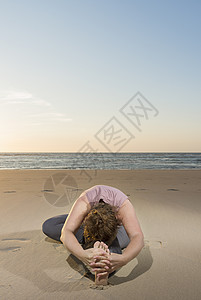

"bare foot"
[93, 241, 110, 286]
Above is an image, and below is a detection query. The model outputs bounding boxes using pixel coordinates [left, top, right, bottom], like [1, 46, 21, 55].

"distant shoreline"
[0, 153, 201, 170]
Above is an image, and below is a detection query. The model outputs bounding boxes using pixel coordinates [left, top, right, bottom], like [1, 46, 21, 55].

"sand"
[0, 169, 201, 300]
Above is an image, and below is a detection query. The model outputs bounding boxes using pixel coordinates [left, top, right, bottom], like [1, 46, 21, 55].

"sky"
[0, 0, 200, 152]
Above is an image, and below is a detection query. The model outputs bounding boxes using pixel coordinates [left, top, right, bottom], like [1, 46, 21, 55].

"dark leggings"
[42, 214, 130, 254]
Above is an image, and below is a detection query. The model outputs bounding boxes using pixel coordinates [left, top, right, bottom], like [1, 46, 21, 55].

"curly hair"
[82, 201, 119, 249]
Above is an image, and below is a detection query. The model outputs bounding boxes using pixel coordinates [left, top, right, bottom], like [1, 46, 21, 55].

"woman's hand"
[83, 247, 110, 269]
[91, 252, 126, 275]
[107, 253, 126, 273]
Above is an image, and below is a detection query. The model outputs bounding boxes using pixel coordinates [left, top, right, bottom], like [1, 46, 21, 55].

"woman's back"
[83, 185, 128, 209]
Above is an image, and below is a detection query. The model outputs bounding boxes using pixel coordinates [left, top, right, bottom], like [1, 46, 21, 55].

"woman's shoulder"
[76, 193, 91, 211]
[79, 185, 100, 204]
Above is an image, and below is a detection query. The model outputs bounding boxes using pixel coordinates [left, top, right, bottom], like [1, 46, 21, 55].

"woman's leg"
[108, 237, 122, 254]
[42, 214, 68, 242]
[42, 214, 84, 243]
[107, 225, 130, 277]
[116, 225, 130, 249]
[93, 241, 109, 285]
[108, 225, 130, 254]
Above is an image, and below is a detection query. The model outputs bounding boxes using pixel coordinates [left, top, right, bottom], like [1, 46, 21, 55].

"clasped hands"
[84, 241, 125, 277]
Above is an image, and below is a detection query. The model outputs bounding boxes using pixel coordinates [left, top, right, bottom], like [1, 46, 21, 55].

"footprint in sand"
[0, 284, 12, 289]
[1, 238, 31, 242]
[0, 246, 21, 252]
[52, 243, 67, 254]
[0, 238, 31, 252]
[144, 239, 167, 249]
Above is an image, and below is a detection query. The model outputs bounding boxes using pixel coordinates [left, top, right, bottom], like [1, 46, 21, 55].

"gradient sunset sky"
[0, 0, 200, 152]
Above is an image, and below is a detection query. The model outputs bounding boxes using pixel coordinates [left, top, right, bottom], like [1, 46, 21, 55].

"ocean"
[0, 152, 201, 170]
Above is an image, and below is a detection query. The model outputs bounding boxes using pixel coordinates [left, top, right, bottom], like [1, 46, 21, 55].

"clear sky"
[0, 0, 200, 152]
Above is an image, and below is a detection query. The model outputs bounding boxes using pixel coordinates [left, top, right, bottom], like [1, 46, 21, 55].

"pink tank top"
[84, 185, 128, 210]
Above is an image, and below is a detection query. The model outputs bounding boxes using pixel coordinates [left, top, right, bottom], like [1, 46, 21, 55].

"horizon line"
[0, 151, 201, 154]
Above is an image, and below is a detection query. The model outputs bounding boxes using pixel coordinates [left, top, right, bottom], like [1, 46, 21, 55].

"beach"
[0, 169, 201, 300]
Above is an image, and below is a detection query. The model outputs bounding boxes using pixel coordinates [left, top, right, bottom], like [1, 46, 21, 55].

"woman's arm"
[117, 199, 144, 264]
[60, 194, 110, 266]
[60, 195, 88, 259]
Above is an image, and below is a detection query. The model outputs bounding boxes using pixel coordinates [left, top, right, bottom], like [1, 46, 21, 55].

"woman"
[42, 185, 144, 285]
